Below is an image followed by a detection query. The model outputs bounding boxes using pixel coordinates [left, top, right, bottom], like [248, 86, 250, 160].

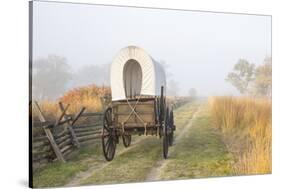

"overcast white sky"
[32, 1, 271, 96]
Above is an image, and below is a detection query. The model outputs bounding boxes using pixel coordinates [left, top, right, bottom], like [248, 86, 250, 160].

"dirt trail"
[145, 106, 202, 181]
[66, 137, 145, 186]
[66, 103, 201, 186]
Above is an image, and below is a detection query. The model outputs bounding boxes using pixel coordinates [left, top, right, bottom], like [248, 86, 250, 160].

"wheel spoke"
[102, 132, 110, 137]
[105, 115, 110, 127]
[105, 135, 112, 153]
[106, 140, 111, 157]
[103, 124, 110, 132]
[107, 137, 115, 158]
[109, 140, 114, 157]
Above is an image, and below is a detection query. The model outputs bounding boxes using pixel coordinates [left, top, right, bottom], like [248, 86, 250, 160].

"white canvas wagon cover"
[110, 46, 166, 101]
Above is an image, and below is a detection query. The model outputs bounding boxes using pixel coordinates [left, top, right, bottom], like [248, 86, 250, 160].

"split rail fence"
[31, 101, 103, 169]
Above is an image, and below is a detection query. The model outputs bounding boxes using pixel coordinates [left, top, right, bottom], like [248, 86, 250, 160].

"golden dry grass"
[59, 85, 110, 114]
[208, 96, 271, 175]
[34, 85, 111, 121]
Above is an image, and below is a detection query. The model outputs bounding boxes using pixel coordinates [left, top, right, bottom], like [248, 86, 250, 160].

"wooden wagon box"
[112, 98, 156, 127]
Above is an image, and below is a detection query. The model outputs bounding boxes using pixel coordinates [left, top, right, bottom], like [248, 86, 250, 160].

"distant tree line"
[226, 57, 272, 97]
[32, 55, 72, 100]
[32, 55, 110, 101]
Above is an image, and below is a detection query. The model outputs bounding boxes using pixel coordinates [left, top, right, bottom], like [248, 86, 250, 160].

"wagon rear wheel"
[102, 107, 116, 161]
[168, 109, 174, 146]
[163, 107, 169, 159]
[122, 134, 131, 148]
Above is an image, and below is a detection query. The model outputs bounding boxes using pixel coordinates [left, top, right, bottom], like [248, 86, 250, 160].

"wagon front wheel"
[122, 134, 131, 148]
[102, 107, 116, 161]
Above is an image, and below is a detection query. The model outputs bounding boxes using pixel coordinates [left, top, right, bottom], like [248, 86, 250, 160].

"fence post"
[58, 102, 81, 148]
[33, 101, 66, 163]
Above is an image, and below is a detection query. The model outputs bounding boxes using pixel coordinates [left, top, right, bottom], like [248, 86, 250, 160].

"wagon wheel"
[101, 107, 116, 161]
[168, 109, 174, 146]
[163, 107, 169, 159]
[122, 134, 131, 148]
[159, 87, 165, 124]
[159, 86, 165, 138]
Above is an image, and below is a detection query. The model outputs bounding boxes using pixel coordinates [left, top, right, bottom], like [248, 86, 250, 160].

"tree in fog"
[32, 55, 72, 100]
[71, 64, 110, 88]
[254, 57, 272, 97]
[226, 59, 255, 94]
[188, 88, 197, 98]
[159, 60, 180, 96]
[167, 79, 179, 96]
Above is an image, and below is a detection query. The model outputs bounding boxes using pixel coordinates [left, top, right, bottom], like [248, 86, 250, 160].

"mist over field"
[31, 3, 272, 185]
[32, 1, 271, 100]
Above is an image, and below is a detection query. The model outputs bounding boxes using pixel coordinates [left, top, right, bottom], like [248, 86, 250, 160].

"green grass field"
[33, 101, 235, 187]
[159, 107, 234, 180]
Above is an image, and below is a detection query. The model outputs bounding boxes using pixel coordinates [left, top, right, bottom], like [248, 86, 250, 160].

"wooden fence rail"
[32, 101, 103, 169]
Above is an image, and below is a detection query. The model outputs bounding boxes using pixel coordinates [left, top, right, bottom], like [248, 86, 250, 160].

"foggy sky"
[32, 1, 271, 96]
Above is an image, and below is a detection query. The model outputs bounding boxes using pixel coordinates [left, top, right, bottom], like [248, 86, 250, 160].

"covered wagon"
[101, 46, 175, 161]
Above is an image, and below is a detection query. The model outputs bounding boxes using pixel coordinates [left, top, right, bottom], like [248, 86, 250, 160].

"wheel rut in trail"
[66, 137, 145, 187]
[145, 106, 202, 182]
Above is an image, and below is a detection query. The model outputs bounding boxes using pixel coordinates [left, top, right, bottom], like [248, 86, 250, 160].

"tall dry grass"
[34, 85, 111, 121]
[208, 96, 271, 175]
[59, 85, 110, 114]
